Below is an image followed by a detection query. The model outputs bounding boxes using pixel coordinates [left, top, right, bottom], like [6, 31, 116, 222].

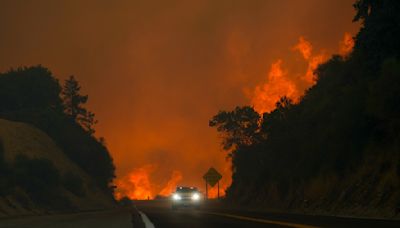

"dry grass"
[0, 118, 115, 216]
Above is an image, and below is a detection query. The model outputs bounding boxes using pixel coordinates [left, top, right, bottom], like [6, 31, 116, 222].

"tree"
[209, 0, 400, 205]
[260, 96, 294, 136]
[62, 76, 97, 134]
[0, 65, 62, 113]
[353, 0, 375, 23]
[209, 106, 260, 153]
[79, 109, 97, 135]
[352, 0, 400, 71]
[0, 66, 115, 196]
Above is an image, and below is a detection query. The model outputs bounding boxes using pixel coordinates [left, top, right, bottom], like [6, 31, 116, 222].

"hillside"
[0, 118, 115, 217]
[210, 0, 400, 219]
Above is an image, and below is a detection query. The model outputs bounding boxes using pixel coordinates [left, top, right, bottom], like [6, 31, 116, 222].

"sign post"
[205, 179, 208, 199]
[203, 167, 222, 199]
[217, 181, 219, 199]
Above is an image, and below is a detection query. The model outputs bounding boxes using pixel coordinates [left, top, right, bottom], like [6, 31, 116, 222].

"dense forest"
[0, 66, 115, 204]
[211, 0, 400, 215]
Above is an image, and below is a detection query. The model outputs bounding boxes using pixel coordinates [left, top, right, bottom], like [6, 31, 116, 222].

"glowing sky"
[0, 0, 359, 199]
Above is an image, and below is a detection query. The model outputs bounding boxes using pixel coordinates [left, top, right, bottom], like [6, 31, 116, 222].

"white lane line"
[139, 211, 155, 228]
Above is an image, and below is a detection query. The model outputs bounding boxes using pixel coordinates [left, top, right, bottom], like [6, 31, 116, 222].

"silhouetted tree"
[62, 75, 87, 119]
[211, 0, 400, 206]
[209, 106, 260, 153]
[0, 66, 115, 196]
[353, 0, 400, 71]
[0, 66, 62, 113]
[62, 76, 97, 134]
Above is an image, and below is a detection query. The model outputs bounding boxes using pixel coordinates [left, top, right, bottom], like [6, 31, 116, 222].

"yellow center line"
[203, 211, 320, 228]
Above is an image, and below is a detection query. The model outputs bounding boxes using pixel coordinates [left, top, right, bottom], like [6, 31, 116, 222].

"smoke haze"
[0, 0, 359, 198]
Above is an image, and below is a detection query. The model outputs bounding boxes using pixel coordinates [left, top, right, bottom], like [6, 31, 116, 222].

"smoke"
[114, 32, 355, 200]
[0, 1, 359, 202]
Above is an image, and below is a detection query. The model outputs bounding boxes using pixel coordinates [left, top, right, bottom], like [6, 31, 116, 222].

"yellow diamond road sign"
[203, 167, 222, 187]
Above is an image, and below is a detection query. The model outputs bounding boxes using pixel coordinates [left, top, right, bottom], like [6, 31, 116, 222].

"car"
[171, 186, 202, 209]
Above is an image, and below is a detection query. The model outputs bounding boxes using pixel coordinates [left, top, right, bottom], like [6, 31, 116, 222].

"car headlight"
[172, 193, 181, 200]
[191, 193, 200, 201]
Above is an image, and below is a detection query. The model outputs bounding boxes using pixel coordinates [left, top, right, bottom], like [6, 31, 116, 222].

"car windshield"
[176, 187, 198, 193]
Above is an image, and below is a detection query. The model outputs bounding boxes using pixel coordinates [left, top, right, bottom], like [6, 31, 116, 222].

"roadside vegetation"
[210, 0, 400, 216]
[0, 66, 115, 207]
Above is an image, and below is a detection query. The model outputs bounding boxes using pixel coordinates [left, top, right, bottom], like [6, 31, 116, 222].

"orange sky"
[0, 0, 359, 199]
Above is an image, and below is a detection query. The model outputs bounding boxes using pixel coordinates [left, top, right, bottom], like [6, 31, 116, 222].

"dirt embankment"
[0, 119, 115, 217]
[228, 152, 400, 219]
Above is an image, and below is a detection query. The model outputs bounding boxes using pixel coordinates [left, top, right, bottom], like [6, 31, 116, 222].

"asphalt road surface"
[137, 203, 291, 228]
[1, 201, 400, 227]
[135, 200, 400, 228]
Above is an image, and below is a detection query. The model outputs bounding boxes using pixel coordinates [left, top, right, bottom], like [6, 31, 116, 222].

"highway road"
[136, 201, 299, 228]
[1, 200, 400, 227]
[135, 200, 400, 228]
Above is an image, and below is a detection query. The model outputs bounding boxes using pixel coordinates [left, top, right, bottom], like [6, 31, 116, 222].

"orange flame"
[339, 32, 354, 57]
[303, 53, 328, 84]
[114, 164, 156, 200]
[293, 36, 328, 84]
[158, 170, 183, 196]
[251, 59, 300, 114]
[115, 33, 353, 200]
[251, 36, 330, 114]
[293, 36, 313, 60]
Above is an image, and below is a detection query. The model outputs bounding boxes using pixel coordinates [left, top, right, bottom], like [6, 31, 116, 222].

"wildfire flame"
[339, 32, 354, 57]
[158, 170, 183, 196]
[114, 33, 354, 200]
[114, 164, 155, 200]
[251, 35, 336, 114]
[293, 36, 329, 84]
[251, 59, 300, 114]
[293, 36, 313, 60]
[207, 182, 230, 198]
[303, 53, 328, 84]
[114, 166, 185, 200]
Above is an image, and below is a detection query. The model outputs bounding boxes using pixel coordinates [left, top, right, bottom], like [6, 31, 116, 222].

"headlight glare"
[191, 193, 200, 200]
[172, 193, 181, 200]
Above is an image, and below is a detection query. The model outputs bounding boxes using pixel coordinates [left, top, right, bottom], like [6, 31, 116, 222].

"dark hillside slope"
[211, 0, 400, 218]
[0, 66, 115, 194]
[0, 118, 115, 217]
